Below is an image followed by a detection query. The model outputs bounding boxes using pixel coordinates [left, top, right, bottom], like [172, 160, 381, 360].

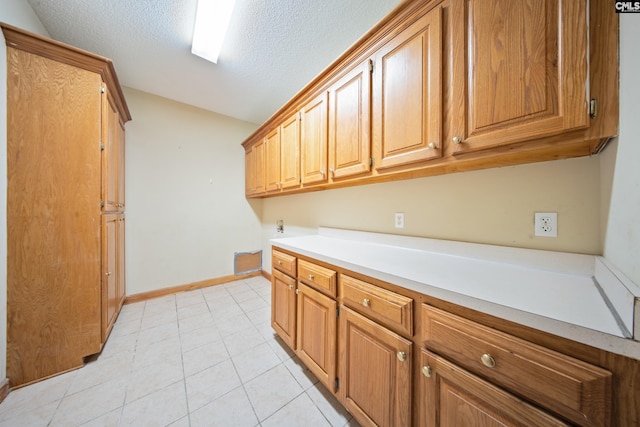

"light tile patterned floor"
[0, 276, 360, 427]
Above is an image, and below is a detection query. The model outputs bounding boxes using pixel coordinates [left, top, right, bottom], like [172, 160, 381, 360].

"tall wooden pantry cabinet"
[2, 24, 131, 387]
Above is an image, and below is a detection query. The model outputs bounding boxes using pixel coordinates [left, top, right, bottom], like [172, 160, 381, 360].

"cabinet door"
[102, 86, 121, 211]
[265, 127, 282, 192]
[101, 214, 119, 342]
[252, 138, 266, 194]
[328, 60, 372, 179]
[372, 6, 442, 170]
[450, 0, 589, 153]
[117, 215, 126, 310]
[280, 112, 301, 189]
[339, 306, 412, 427]
[244, 147, 254, 196]
[296, 283, 337, 392]
[271, 270, 297, 349]
[420, 349, 569, 426]
[301, 93, 329, 185]
[116, 118, 126, 210]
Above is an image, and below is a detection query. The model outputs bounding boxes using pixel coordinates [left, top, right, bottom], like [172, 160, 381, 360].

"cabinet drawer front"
[298, 259, 337, 297]
[340, 274, 413, 336]
[420, 349, 569, 427]
[421, 305, 611, 427]
[272, 249, 296, 277]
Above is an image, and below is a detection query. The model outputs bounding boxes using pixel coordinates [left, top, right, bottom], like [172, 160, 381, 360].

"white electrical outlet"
[534, 212, 557, 237]
[395, 212, 405, 229]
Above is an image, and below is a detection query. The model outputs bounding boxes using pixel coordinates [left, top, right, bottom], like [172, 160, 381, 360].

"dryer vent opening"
[234, 250, 262, 275]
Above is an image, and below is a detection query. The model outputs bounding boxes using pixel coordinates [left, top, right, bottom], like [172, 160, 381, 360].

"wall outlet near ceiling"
[395, 212, 405, 229]
[534, 212, 557, 237]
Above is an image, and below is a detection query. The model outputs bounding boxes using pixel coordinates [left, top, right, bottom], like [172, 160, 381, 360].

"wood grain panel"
[328, 60, 372, 179]
[340, 306, 412, 427]
[340, 273, 413, 336]
[7, 47, 102, 386]
[373, 6, 442, 170]
[265, 127, 281, 192]
[298, 259, 337, 297]
[422, 304, 611, 426]
[101, 214, 118, 342]
[451, 0, 589, 153]
[271, 269, 297, 349]
[280, 112, 301, 189]
[272, 249, 297, 277]
[421, 349, 569, 426]
[301, 92, 329, 185]
[296, 283, 337, 391]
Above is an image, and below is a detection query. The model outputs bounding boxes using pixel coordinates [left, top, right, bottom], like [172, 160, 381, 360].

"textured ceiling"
[26, 0, 403, 124]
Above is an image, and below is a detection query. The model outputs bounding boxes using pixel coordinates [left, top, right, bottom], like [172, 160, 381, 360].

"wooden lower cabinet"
[271, 269, 297, 349]
[270, 248, 636, 426]
[420, 349, 568, 426]
[101, 214, 126, 343]
[339, 306, 412, 427]
[296, 283, 337, 391]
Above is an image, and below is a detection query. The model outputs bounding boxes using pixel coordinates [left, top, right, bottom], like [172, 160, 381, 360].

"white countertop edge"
[270, 232, 640, 360]
[595, 256, 640, 339]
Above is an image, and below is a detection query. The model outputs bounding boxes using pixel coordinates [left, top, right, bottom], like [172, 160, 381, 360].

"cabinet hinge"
[100, 200, 105, 208]
[369, 59, 374, 73]
[336, 307, 340, 318]
[335, 378, 340, 390]
[369, 157, 374, 167]
[100, 143, 105, 151]
[101, 86, 105, 94]
[589, 99, 598, 119]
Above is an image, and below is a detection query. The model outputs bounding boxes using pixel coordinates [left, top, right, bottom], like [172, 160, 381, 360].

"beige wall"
[603, 16, 640, 286]
[123, 88, 262, 295]
[262, 156, 603, 271]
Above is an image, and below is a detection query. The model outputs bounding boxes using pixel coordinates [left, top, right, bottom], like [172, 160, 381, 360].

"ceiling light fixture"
[191, 0, 237, 64]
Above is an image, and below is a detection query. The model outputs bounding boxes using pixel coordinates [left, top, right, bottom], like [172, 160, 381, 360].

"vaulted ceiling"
[26, 0, 403, 124]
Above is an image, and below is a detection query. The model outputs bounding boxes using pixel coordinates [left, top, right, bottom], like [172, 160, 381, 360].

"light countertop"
[270, 227, 640, 360]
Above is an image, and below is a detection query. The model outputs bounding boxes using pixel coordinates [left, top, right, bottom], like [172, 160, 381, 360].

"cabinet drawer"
[272, 249, 296, 277]
[340, 274, 413, 336]
[421, 304, 611, 427]
[297, 259, 337, 297]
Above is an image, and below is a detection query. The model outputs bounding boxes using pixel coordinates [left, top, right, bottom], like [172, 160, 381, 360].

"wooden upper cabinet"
[252, 138, 266, 194]
[328, 60, 372, 179]
[265, 127, 282, 192]
[102, 86, 124, 212]
[301, 92, 329, 185]
[280, 112, 301, 189]
[450, 0, 589, 153]
[372, 6, 442, 170]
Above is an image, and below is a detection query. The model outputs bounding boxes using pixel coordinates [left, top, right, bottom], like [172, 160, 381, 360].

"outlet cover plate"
[534, 212, 557, 237]
[395, 212, 405, 229]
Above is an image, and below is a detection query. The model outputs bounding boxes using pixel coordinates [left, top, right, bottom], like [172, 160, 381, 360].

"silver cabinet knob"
[480, 353, 496, 368]
[427, 142, 438, 149]
[308, 274, 314, 281]
[397, 351, 407, 362]
[421, 365, 432, 377]
[362, 298, 371, 307]
[452, 136, 463, 144]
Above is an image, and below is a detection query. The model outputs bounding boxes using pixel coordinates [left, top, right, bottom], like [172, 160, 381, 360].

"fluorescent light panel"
[191, 0, 236, 63]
